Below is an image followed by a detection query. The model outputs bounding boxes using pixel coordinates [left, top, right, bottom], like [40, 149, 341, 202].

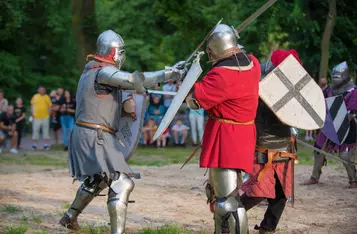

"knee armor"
[107, 173, 135, 234]
[208, 168, 248, 234]
[66, 175, 107, 221]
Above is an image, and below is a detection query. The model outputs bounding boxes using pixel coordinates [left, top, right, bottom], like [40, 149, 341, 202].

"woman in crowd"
[148, 96, 166, 122]
[188, 108, 204, 147]
[60, 90, 76, 151]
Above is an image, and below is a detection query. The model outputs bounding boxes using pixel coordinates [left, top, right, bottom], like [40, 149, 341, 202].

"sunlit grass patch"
[134, 225, 208, 234]
[4, 224, 28, 234]
[1, 205, 22, 214]
[20, 213, 43, 224]
[0, 154, 67, 168]
[81, 223, 110, 234]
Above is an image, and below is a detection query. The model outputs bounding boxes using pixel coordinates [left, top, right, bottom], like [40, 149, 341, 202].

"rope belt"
[256, 147, 298, 182]
[76, 120, 125, 147]
[210, 115, 254, 125]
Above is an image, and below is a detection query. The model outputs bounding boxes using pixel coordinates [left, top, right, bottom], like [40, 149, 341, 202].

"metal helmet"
[206, 24, 239, 62]
[332, 61, 349, 87]
[260, 61, 275, 80]
[96, 30, 126, 68]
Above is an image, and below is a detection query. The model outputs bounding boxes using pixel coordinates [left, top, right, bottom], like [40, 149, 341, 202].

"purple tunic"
[315, 89, 357, 151]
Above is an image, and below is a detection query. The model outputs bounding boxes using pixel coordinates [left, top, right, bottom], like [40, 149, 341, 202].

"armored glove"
[165, 61, 188, 81]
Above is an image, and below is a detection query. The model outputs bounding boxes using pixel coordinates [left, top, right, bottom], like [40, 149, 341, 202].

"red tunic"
[240, 161, 292, 199]
[194, 55, 260, 174]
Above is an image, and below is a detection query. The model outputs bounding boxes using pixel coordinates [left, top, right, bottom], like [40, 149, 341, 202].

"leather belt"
[256, 147, 298, 182]
[210, 115, 254, 125]
[76, 120, 125, 147]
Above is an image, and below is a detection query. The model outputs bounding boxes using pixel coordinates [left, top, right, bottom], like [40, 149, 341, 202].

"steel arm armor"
[97, 66, 182, 93]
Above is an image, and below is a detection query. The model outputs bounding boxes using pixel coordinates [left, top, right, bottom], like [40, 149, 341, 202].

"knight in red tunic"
[239, 49, 300, 234]
[186, 24, 260, 234]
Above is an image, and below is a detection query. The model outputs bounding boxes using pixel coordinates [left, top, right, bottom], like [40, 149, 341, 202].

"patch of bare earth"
[0, 164, 357, 233]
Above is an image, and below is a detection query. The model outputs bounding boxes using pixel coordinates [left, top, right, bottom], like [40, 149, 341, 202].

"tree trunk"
[319, 0, 336, 78]
[72, 0, 98, 71]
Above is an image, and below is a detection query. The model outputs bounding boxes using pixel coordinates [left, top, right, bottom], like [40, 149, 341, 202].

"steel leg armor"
[340, 149, 357, 183]
[311, 151, 326, 181]
[60, 176, 107, 229]
[208, 168, 248, 234]
[107, 173, 135, 234]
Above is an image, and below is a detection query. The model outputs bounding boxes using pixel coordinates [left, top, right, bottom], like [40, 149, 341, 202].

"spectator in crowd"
[14, 98, 26, 149]
[148, 96, 166, 122]
[305, 130, 314, 141]
[156, 128, 170, 149]
[57, 87, 65, 101]
[31, 85, 52, 150]
[0, 105, 18, 154]
[0, 89, 9, 114]
[172, 119, 189, 146]
[188, 108, 204, 146]
[319, 77, 332, 98]
[50, 90, 62, 144]
[163, 80, 176, 109]
[142, 118, 157, 145]
[149, 83, 163, 105]
[60, 90, 76, 151]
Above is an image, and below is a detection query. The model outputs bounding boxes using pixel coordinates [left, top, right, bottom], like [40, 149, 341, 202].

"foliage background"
[0, 0, 356, 103]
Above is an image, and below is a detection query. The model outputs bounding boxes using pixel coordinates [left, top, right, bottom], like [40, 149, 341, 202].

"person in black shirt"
[60, 90, 76, 151]
[14, 98, 26, 149]
[0, 105, 18, 154]
[50, 90, 62, 144]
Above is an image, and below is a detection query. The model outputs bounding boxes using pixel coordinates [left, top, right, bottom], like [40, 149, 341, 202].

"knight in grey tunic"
[59, 30, 186, 233]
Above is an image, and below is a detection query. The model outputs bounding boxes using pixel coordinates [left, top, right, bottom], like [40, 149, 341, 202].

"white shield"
[153, 53, 203, 141]
[259, 54, 326, 130]
[117, 92, 147, 161]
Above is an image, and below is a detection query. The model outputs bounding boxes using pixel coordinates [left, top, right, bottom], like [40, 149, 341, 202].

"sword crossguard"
[193, 51, 205, 64]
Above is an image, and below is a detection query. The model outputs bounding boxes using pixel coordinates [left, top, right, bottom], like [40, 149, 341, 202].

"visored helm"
[332, 61, 349, 87]
[96, 30, 126, 68]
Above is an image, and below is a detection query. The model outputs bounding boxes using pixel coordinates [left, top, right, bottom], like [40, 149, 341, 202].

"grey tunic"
[69, 61, 132, 180]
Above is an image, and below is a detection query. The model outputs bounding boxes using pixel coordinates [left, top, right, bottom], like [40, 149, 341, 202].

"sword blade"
[184, 18, 223, 64]
[147, 90, 177, 96]
[296, 139, 357, 165]
[235, 0, 278, 32]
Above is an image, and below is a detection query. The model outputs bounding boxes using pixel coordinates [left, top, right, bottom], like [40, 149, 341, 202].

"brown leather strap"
[76, 120, 125, 147]
[256, 147, 298, 182]
[76, 120, 116, 135]
[210, 115, 254, 125]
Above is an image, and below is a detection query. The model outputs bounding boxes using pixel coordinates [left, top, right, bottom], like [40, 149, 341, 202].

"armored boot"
[107, 173, 135, 234]
[60, 177, 107, 230]
[340, 150, 357, 188]
[208, 169, 248, 234]
[301, 151, 325, 185]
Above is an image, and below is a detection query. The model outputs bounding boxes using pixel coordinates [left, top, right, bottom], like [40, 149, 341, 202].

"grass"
[4, 224, 28, 234]
[0, 153, 67, 168]
[0, 140, 338, 169]
[20, 213, 43, 224]
[81, 223, 110, 234]
[134, 225, 209, 234]
[1, 205, 22, 214]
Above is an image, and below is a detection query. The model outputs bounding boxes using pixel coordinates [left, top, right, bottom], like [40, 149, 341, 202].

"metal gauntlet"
[97, 66, 145, 93]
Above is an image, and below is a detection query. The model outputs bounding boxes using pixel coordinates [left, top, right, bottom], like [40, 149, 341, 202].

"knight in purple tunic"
[302, 61, 357, 188]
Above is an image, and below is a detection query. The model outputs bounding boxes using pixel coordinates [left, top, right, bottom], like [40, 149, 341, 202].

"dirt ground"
[1, 163, 357, 234]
